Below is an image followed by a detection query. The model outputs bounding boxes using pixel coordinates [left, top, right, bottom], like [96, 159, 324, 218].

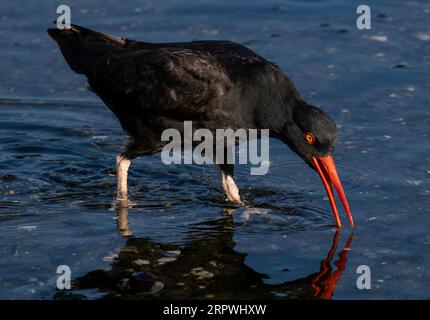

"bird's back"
[48, 25, 299, 155]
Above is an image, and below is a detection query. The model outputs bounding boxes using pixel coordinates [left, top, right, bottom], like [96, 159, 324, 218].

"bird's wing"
[124, 39, 280, 80]
[89, 47, 233, 120]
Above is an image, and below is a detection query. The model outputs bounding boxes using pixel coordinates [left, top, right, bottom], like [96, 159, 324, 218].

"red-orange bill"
[312, 156, 354, 228]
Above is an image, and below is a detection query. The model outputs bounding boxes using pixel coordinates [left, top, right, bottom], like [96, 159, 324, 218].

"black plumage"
[47, 24, 354, 228]
[48, 25, 300, 156]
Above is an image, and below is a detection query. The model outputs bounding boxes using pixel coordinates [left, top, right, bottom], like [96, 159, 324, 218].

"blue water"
[0, 0, 429, 299]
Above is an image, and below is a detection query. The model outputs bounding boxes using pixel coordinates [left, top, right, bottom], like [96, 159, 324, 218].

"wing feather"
[89, 47, 232, 120]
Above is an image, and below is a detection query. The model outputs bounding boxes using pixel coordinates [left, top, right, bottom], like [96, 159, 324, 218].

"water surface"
[0, 0, 429, 299]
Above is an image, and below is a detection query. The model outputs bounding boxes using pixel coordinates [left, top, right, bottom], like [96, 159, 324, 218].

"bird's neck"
[252, 75, 301, 138]
[277, 99, 308, 146]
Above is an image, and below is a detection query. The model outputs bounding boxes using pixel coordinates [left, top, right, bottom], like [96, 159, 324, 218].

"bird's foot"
[116, 195, 129, 204]
[227, 198, 246, 207]
[110, 197, 135, 212]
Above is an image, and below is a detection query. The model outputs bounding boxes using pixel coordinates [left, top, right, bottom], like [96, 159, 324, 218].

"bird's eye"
[304, 132, 316, 145]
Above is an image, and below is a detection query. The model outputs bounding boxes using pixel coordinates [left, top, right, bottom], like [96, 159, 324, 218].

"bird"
[47, 24, 354, 228]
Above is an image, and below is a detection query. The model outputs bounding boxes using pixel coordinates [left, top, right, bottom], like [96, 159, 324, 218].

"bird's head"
[279, 100, 354, 228]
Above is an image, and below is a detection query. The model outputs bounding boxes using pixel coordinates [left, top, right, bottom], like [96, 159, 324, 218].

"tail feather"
[47, 24, 125, 74]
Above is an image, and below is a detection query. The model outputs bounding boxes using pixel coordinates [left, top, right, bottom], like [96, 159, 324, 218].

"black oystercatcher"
[47, 24, 354, 228]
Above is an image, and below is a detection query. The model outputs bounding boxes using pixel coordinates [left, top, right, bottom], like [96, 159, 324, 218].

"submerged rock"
[1, 174, 17, 182]
[190, 267, 214, 280]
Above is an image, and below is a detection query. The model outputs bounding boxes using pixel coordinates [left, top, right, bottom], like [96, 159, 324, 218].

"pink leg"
[116, 154, 131, 200]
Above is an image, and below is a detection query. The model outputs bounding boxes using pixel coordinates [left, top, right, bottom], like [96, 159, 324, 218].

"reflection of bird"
[55, 205, 353, 299]
[48, 24, 353, 227]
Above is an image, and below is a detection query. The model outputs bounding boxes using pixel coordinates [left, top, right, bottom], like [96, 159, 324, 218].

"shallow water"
[0, 0, 430, 299]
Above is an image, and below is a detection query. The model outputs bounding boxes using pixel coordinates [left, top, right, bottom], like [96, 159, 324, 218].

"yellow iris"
[304, 132, 316, 145]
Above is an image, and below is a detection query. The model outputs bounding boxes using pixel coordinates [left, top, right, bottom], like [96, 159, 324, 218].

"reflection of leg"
[117, 199, 132, 237]
[221, 207, 234, 216]
[218, 164, 242, 205]
[116, 154, 131, 200]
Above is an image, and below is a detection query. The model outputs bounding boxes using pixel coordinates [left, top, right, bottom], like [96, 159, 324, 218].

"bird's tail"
[47, 24, 126, 74]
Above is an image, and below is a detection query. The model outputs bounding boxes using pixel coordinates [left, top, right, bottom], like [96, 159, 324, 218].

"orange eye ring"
[304, 132, 316, 145]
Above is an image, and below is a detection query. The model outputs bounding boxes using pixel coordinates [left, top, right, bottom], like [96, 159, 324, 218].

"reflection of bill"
[311, 231, 354, 299]
[61, 202, 353, 299]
